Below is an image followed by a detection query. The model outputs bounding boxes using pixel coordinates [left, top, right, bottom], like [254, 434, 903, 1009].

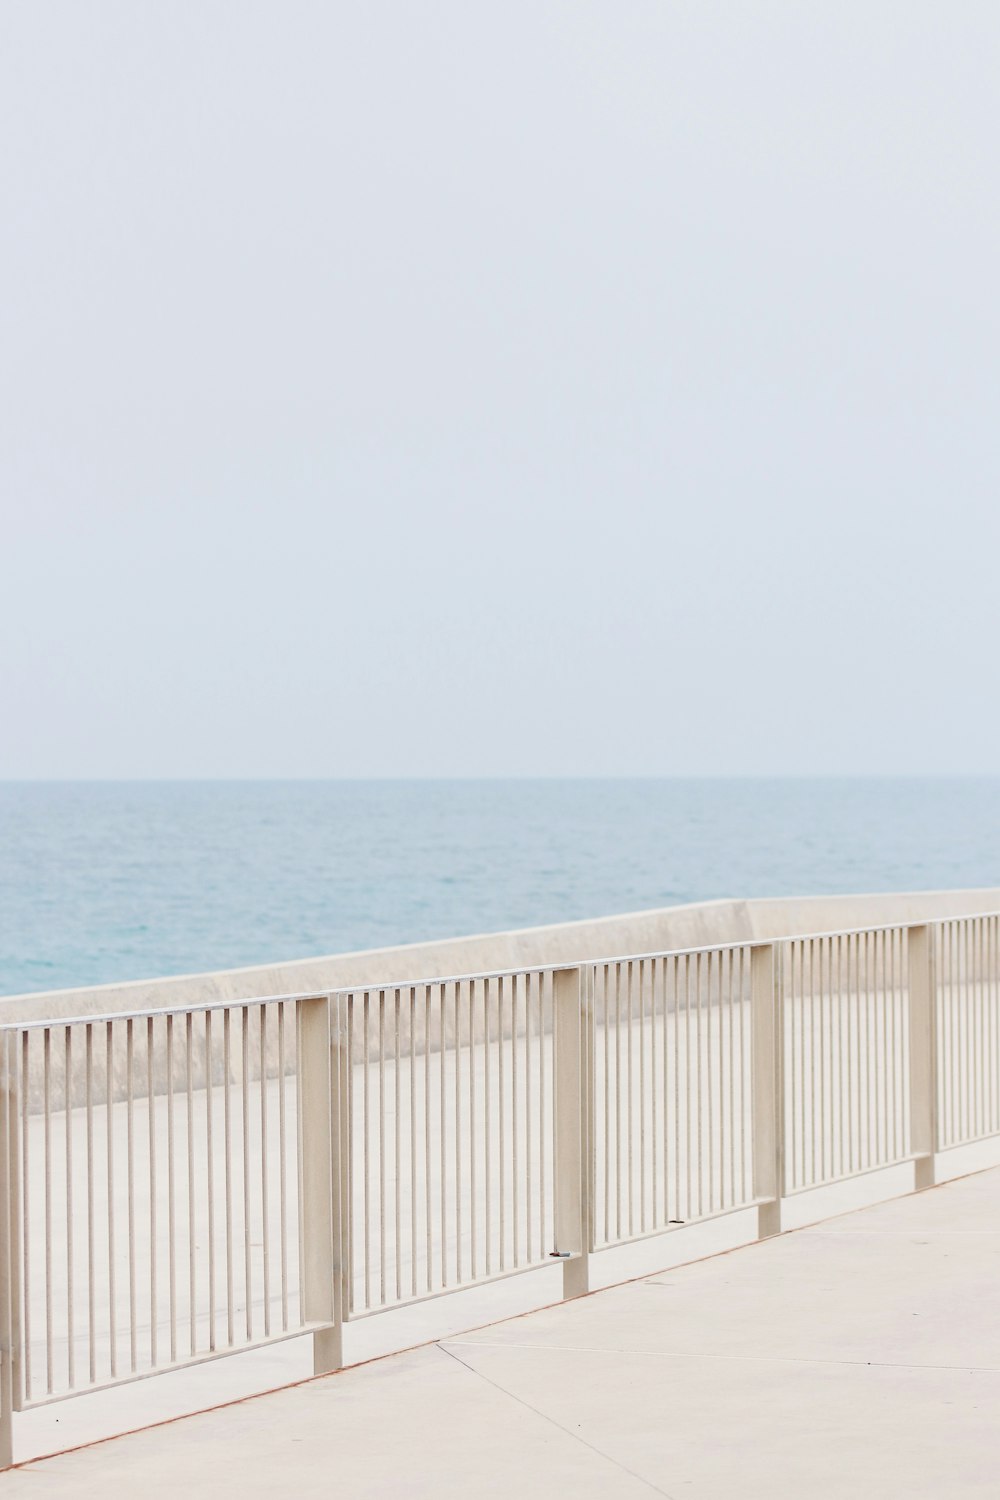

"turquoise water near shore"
[1, 778, 998, 997]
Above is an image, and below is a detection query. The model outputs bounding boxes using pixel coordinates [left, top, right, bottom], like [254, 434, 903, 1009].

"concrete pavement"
[6, 1168, 1000, 1498]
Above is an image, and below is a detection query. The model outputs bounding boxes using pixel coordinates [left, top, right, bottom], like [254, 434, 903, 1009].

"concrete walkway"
[7, 1169, 1000, 1499]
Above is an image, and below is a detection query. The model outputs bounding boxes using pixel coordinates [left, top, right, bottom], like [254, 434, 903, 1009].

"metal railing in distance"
[779, 927, 911, 1195]
[590, 949, 755, 1250]
[4, 907, 1000, 1469]
[935, 914, 1000, 1151]
[340, 971, 556, 1317]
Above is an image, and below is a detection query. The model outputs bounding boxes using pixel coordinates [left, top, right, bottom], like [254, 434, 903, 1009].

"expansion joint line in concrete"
[443, 1337, 1000, 1377]
[436, 1342, 678, 1500]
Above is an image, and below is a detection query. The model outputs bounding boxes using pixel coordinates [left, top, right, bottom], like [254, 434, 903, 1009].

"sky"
[1, 2, 998, 779]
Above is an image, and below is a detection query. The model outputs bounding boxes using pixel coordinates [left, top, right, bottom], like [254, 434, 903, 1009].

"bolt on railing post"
[297, 996, 343, 1374]
[751, 943, 782, 1238]
[908, 925, 937, 1190]
[553, 966, 589, 1298]
[1, 1032, 20, 1471]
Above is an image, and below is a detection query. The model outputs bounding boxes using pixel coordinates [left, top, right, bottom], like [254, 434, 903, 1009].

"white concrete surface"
[4, 887, 998, 1026]
[7, 1166, 1000, 1498]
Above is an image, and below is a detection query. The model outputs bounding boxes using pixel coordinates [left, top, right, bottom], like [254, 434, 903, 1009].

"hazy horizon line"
[2, 773, 999, 786]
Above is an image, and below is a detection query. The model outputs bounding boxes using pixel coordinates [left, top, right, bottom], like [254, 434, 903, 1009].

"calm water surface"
[1, 779, 998, 996]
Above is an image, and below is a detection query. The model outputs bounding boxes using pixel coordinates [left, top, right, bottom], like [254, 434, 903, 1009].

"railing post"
[908, 925, 937, 1190]
[331, 995, 352, 1337]
[297, 996, 343, 1374]
[553, 966, 589, 1297]
[752, 943, 782, 1238]
[1, 1032, 19, 1470]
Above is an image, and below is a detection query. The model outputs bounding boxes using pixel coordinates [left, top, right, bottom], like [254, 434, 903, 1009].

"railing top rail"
[4, 909, 998, 1036]
[326, 909, 1000, 997]
[0, 989, 331, 1036]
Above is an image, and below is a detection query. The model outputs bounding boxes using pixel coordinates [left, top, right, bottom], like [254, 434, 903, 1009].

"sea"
[1, 778, 998, 998]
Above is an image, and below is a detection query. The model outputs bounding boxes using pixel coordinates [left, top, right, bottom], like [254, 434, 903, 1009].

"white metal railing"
[779, 927, 912, 1194]
[0, 998, 333, 1426]
[2, 911, 1000, 1467]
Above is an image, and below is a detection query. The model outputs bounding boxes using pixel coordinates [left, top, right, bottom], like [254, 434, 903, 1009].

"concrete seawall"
[3, 887, 999, 1026]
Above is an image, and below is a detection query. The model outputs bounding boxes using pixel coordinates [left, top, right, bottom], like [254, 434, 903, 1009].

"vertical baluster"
[654, 957, 664, 1226]
[673, 956, 681, 1222]
[794, 941, 803, 1189]
[455, 982, 463, 1281]
[863, 930, 869, 1164]
[126, 1019, 137, 1373]
[147, 1017, 157, 1369]
[166, 1015, 177, 1362]
[892, 929, 900, 1157]
[481, 980, 491, 1279]
[278, 1002, 288, 1334]
[511, 976, 519, 1268]
[869, 930, 878, 1165]
[85, 1027, 94, 1386]
[698, 952, 708, 1219]
[823, 938, 831, 1181]
[727, 949, 736, 1208]
[241, 1007, 252, 1340]
[205, 1011, 216, 1349]
[185, 1014, 196, 1357]
[346, 996, 356, 1318]
[991, 919, 998, 1133]
[362, 992, 371, 1310]
[411, 987, 419, 1299]
[223, 1009, 234, 1347]
[603, 965, 611, 1244]
[719, 950, 728, 1208]
[902, 926, 910, 1155]
[851, 933, 861, 1172]
[638, 958, 647, 1232]
[64, 1027, 74, 1389]
[105, 1023, 117, 1381]
[810, 939, 820, 1188]
[881, 932, 890, 1161]
[378, 993, 386, 1307]
[497, 978, 505, 1273]
[439, 984, 448, 1286]
[19, 1033, 31, 1403]
[614, 964, 623, 1239]
[978, 920, 987, 1137]
[627, 960, 635, 1235]
[524, 974, 532, 1264]
[952, 924, 961, 1144]
[395, 988, 402, 1303]
[425, 986, 433, 1292]
[738, 949, 748, 1204]
[684, 954, 693, 1222]
[964, 922, 972, 1143]
[539, 972, 548, 1254]
[1, 1033, 20, 1468]
[43, 1028, 53, 1393]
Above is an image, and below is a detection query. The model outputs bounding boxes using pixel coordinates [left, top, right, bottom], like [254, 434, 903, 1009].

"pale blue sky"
[2, 3, 997, 777]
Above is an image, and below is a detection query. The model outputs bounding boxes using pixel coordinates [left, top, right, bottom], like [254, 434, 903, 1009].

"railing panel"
[591, 948, 755, 1248]
[6, 908, 1000, 1470]
[9, 999, 312, 1410]
[780, 929, 910, 1193]
[936, 915, 1000, 1149]
[344, 971, 555, 1317]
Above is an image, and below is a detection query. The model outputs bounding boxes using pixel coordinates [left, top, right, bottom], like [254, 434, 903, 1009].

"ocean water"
[1, 778, 998, 998]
